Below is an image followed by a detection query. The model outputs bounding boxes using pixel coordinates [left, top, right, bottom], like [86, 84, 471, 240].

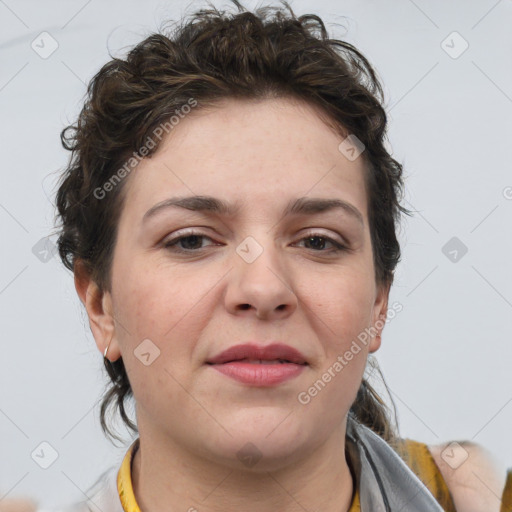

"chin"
[199, 413, 315, 471]
[208, 439, 310, 473]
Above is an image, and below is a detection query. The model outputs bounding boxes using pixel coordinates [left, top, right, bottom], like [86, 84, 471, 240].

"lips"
[206, 343, 308, 386]
[206, 343, 308, 365]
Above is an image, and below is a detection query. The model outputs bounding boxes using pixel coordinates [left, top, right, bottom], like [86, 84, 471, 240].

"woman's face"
[87, 97, 389, 469]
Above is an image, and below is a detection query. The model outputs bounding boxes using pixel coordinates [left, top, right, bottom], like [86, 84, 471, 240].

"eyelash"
[162, 230, 347, 254]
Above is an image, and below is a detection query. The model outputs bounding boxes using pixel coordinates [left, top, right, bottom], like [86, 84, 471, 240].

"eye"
[294, 233, 347, 253]
[162, 230, 347, 254]
[163, 230, 219, 253]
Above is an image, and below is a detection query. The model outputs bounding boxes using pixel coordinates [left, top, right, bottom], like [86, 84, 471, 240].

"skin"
[75, 96, 390, 512]
[0, 501, 36, 512]
[7, 98, 503, 512]
[429, 442, 507, 512]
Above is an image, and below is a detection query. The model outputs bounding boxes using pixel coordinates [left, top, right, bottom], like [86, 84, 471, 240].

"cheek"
[305, 271, 376, 347]
[299, 271, 374, 404]
[296, 341, 366, 439]
[111, 260, 219, 382]
[114, 258, 202, 337]
[111, 267, 206, 417]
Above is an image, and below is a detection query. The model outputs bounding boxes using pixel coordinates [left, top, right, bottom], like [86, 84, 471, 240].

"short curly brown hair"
[54, 0, 409, 445]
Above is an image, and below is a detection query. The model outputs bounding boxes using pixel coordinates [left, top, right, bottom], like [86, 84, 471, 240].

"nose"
[224, 237, 298, 321]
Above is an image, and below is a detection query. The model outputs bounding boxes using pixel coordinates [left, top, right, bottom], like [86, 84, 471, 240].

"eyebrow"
[142, 195, 364, 226]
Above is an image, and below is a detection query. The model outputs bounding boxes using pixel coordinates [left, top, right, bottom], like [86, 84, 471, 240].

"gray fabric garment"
[345, 413, 445, 511]
[36, 416, 444, 511]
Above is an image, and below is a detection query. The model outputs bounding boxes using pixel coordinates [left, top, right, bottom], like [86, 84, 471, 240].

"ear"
[74, 260, 121, 362]
[368, 280, 391, 354]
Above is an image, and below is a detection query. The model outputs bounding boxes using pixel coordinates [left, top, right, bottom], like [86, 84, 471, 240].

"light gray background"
[1, 0, 511, 508]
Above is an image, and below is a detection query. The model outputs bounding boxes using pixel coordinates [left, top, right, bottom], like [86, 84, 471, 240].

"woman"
[15, 1, 509, 511]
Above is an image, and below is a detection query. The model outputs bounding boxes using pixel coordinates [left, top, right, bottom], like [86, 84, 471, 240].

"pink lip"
[206, 343, 308, 365]
[210, 361, 306, 386]
[206, 343, 308, 387]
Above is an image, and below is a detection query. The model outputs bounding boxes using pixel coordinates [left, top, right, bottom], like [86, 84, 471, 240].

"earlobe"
[73, 260, 120, 361]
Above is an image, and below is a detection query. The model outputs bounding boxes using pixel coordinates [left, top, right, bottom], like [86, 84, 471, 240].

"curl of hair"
[54, 0, 410, 445]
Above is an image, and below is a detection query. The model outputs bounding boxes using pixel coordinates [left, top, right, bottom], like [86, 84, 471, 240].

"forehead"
[120, 97, 368, 222]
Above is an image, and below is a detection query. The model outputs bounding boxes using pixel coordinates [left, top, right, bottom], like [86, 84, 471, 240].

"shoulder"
[427, 440, 507, 512]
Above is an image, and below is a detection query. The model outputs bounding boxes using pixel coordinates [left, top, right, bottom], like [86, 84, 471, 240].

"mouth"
[205, 343, 308, 386]
[207, 359, 307, 386]
[206, 343, 308, 366]
[208, 358, 305, 365]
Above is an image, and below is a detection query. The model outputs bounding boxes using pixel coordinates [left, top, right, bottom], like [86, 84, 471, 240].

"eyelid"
[162, 228, 349, 255]
[162, 228, 218, 246]
[299, 228, 347, 243]
[162, 227, 346, 243]
[294, 230, 348, 252]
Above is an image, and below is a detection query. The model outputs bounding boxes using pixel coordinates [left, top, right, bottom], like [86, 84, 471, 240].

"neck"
[131, 426, 355, 512]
